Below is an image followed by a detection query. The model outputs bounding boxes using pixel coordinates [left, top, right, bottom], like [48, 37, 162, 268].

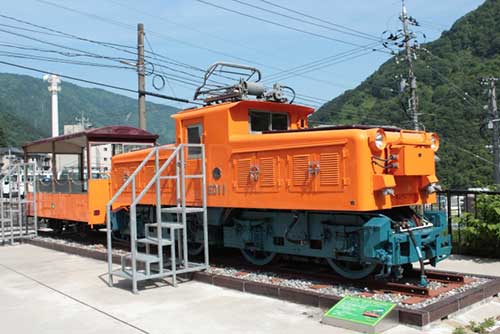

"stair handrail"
[106, 145, 159, 285]
[129, 145, 180, 208]
[126, 145, 180, 285]
[106, 147, 158, 209]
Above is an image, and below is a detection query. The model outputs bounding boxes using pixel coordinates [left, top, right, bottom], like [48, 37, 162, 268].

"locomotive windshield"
[249, 110, 288, 133]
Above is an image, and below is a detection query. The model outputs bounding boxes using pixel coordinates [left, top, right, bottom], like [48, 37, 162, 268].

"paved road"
[0, 244, 499, 334]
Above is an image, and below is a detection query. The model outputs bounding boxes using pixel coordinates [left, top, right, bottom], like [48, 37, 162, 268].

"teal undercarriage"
[111, 206, 452, 281]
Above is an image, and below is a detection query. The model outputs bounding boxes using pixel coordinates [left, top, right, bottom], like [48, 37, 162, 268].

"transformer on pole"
[43, 74, 61, 137]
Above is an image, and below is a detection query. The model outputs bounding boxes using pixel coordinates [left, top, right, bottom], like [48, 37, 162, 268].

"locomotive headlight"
[368, 129, 387, 152]
[375, 132, 385, 149]
[430, 133, 440, 152]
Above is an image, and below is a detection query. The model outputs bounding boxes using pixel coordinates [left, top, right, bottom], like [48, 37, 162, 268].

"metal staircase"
[106, 144, 209, 293]
[0, 162, 38, 245]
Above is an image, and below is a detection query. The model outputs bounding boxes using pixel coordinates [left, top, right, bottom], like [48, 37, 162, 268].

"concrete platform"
[0, 244, 499, 334]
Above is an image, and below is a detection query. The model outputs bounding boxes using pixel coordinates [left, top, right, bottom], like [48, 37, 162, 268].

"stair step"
[162, 222, 184, 229]
[159, 175, 177, 180]
[185, 175, 203, 179]
[137, 237, 172, 246]
[124, 252, 159, 263]
[112, 268, 148, 281]
[145, 222, 184, 229]
[162, 207, 204, 214]
[112, 268, 177, 282]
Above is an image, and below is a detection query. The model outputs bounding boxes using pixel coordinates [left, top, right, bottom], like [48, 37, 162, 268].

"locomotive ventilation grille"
[319, 153, 340, 186]
[292, 155, 310, 186]
[259, 157, 276, 187]
[237, 159, 252, 187]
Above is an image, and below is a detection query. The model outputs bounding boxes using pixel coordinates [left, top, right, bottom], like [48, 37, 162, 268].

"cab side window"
[187, 124, 202, 158]
[249, 110, 288, 133]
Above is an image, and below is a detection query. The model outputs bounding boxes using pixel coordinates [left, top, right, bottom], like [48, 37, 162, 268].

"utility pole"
[137, 23, 146, 130]
[76, 110, 92, 131]
[400, 0, 419, 130]
[483, 77, 500, 186]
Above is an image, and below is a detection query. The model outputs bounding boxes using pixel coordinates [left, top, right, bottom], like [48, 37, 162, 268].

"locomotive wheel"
[188, 242, 204, 256]
[241, 249, 276, 266]
[326, 258, 377, 279]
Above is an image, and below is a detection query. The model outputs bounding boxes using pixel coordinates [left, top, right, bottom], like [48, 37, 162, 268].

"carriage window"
[249, 110, 288, 133]
[187, 124, 202, 158]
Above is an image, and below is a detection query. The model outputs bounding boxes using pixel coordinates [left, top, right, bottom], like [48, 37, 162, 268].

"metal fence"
[428, 189, 500, 255]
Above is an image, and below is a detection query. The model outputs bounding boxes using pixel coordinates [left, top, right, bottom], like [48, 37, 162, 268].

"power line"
[110, 2, 353, 91]
[0, 26, 136, 66]
[0, 43, 138, 71]
[296, 93, 328, 103]
[0, 60, 198, 105]
[144, 37, 178, 100]
[35, 0, 274, 67]
[270, 49, 381, 83]
[228, 0, 380, 42]
[0, 18, 328, 105]
[0, 51, 134, 70]
[103, 0, 279, 60]
[0, 12, 135, 54]
[25, 1, 334, 104]
[0, 11, 330, 107]
[33, 0, 352, 98]
[265, 44, 377, 80]
[415, 47, 486, 114]
[264, 44, 380, 82]
[256, 0, 381, 41]
[195, 0, 364, 47]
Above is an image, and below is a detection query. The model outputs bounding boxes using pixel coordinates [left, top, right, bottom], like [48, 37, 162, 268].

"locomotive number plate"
[208, 184, 225, 196]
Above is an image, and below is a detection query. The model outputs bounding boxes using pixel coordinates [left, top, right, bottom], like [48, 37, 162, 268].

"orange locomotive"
[108, 63, 449, 283]
[24, 63, 450, 283]
[111, 100, 439, 211]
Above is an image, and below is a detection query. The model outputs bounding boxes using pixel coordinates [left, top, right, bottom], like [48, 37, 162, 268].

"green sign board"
[324, 296, 396, 327]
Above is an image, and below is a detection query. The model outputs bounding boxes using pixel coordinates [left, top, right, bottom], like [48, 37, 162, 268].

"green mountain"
[312, 0, 499, 188]
[0, 72, 178, 147]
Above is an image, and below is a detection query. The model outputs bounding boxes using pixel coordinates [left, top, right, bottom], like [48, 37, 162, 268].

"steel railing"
[106, 143, 208, 293]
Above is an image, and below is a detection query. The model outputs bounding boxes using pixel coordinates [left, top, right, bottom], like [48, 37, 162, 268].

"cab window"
[187, 124, 202, 158]
[249, 110, 288, 133]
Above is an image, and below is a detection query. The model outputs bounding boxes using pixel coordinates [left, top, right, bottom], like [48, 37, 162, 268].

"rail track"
[206, 253, 468, 298]
[37, 230, 466, 298]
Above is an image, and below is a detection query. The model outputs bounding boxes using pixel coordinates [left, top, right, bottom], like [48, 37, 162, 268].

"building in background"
[0, 147, 50, 177]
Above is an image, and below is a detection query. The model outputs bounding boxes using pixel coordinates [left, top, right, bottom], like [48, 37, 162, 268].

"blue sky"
[0, 0, 485, 109]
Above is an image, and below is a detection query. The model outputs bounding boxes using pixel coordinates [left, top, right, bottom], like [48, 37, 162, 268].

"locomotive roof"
[263, 124, 402, 134]
[172, 100, 314, 118]
[22, 126, 158, 154]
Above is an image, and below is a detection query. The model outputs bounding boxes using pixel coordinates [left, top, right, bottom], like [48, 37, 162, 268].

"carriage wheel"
[326, 258, 377, 279]
[241, 248, 276, 266]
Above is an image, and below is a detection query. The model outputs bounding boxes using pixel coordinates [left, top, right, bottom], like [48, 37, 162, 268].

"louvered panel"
[259, 157, 275, 187]
[292, 155, 310, 186]
[237, 159, 252, 188]
[319, 153, 340, 186]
